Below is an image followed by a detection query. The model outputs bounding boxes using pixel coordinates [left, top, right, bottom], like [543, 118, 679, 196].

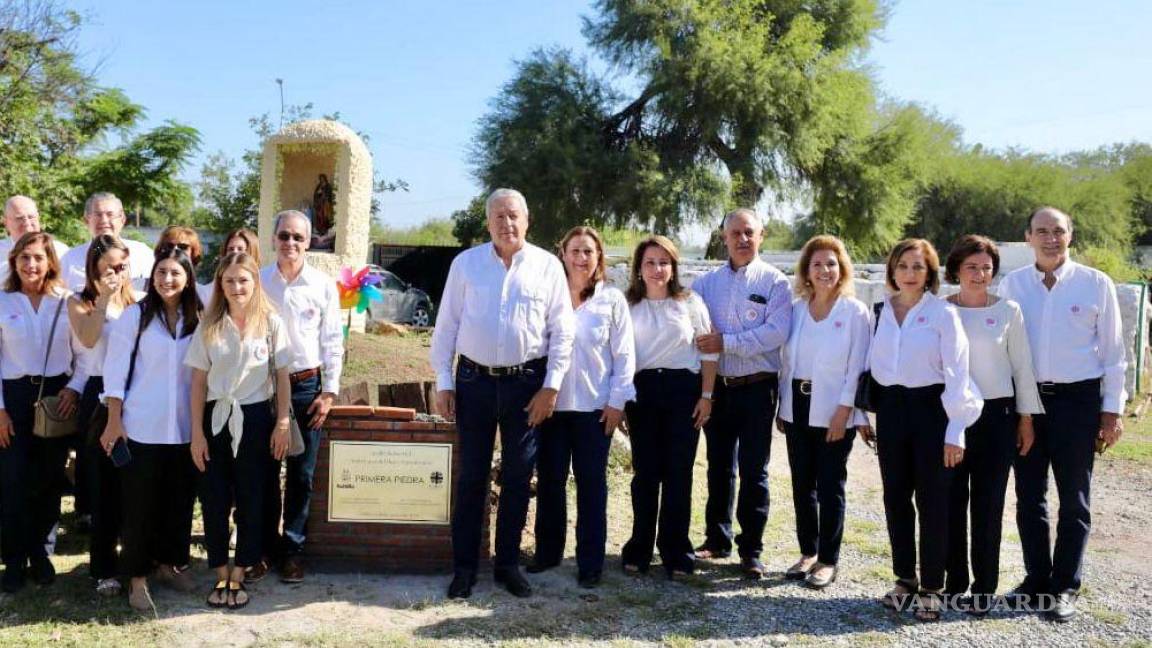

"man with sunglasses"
[1, 196, 69, 285]
[58, 193, 154, 292]
[258, 209, 344, 584]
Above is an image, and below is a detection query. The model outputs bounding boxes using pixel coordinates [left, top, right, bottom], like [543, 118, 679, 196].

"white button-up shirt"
[631, 291, 719, 372]
[0, 237, 70, 286]
[260, 262, 344, 395]
[692, 257, 792, 376]
[555, 283, 636, 412]
[868, 292, 983, 448]
[430, 242, 575, 392]
[953, 299, 1043, 415]
[101, 304, 194, 444]
[59, 238, 154, 293]
[0, 290, 87, 409]
[779, 296, 871, 428]
[184, 314, 292, 457]
[998, 260, 1127, 414]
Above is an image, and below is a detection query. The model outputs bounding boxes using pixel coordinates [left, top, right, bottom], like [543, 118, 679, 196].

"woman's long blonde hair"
[201, 252, 273, 343]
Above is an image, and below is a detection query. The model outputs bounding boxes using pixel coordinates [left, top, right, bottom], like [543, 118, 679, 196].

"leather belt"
[1037, 378, 1101, 396]
[797, 379, 813, 396]
[721, 372, 775, 388]
[289, 367, 321, 385]
[460, 355, 546, 377]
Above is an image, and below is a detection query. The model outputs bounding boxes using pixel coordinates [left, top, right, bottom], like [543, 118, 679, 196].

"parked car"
[365, 265, 434, 327]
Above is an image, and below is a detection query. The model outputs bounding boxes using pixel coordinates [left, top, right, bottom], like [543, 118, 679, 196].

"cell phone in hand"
[110, 438, 132, 468]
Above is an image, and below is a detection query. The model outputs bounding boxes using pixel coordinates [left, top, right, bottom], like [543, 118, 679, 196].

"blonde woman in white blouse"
[868, 239, 983, 622]
[777, 235, 872, 590]
[621, 236, 718, 578]
[941, 235, 1042, 615]
[187, 253, 292, 610]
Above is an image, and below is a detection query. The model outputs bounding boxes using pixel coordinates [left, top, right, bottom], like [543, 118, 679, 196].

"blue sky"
[73, 0, 1152, 230]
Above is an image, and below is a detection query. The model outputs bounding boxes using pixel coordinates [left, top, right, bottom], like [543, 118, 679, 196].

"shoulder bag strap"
[124, 308, 146, 395]
[872, 300, 884, 333]
[36, 298, 66, 403]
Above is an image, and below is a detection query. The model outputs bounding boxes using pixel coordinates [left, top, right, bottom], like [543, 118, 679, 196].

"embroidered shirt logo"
[1071, 305, 1081, 314]
[916, 316, 926, 324]
[746, 308, 759, 321]
[834, 321, 843, 329]
[985, 317, 996, 327]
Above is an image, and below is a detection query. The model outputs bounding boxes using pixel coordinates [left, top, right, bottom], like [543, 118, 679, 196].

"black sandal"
[226, 580, 249, 610]
[207, 579, 229, 608]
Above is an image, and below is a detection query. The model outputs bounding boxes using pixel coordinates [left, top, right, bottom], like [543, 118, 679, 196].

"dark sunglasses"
[107, 263, 128, 274]
[277, 232, 306, 243]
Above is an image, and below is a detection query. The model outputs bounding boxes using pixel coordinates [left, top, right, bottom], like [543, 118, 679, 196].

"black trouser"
[452, 356, 545, 572]
[200, 400, 274, 570]
[262, 371, 322, 560]
[1015, 379, 1101, 594]
[945, 397, 1016, 596]
[120, 440, 195, 578]
[783, 380, 855, 566]
[0, 375, 70, 573]
[702, 376, 776, 558]
[875, 383, 953, 591]
[622, 368, 701, 573]
[79, 377, 123, 581]
[534, 410, 611, 575]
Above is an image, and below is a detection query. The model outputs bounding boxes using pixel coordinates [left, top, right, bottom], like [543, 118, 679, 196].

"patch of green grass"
[661, 634, 696, 648]
[1106, 438, 1152, 463]
[1085, 606, 1127, 625]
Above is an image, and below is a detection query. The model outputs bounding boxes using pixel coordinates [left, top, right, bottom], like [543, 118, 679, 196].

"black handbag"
[853, 301, 885, 413]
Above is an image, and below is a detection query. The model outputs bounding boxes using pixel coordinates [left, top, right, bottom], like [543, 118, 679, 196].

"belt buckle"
[722, 376, 734, 387]
[799, 380, 812, 396]
[1038, 382, 1056, 395]
[30, 375, 42, 386]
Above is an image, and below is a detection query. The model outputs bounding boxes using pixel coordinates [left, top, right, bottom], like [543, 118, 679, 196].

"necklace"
[951, 292, 991, 308]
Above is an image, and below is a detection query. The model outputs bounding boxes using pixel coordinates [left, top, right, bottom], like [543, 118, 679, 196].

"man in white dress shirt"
[258, 210, 344, 584]
[692, 208, 792, 578]
[58, 193, 154, 292]
[999, 207, 1126, 622]
[1, 196, 69, 285]
[431, 188, 574, 599]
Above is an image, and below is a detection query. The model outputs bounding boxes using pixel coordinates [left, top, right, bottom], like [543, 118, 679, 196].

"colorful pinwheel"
[337, 266, 384, 337]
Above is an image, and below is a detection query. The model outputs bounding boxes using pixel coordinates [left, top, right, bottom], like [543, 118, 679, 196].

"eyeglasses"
[277, 232, 306, 243]
[107, 263, 128, 274]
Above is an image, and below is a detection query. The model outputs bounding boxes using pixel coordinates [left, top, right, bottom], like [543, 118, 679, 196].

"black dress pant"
[200, 400, 274, 569]
[945, 396, 1016, 596]
[701, 376, 776, 558]
[79, 377, 123, 580]
[534, 410, 611, 575]
[0, 375, 70, 573]
[783, 381, 855, 566]
[120, 440, 195, 577]
[622, 368, 701, 573]
[1014, 379, 1101, 594]
[875, 383, 953, 591]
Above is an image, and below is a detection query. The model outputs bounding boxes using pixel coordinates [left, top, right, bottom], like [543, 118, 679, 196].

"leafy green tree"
[450, 196, 488, 247]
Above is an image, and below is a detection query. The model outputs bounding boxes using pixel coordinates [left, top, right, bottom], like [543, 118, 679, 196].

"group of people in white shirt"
[433, 192, 1124, 625]
[0, 193, 344, 612]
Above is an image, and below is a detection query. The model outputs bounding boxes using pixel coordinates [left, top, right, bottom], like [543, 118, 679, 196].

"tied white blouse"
[868, 292, 983, 448]
[953, 299, 1043, 415]
[630, 291, 719, 372]
[779, 296, 872, 428]
[102, 305, 194, 445]
[0, 290, 87, 409]
[555, 283, 636, 412]
[184, 314, 293, 457]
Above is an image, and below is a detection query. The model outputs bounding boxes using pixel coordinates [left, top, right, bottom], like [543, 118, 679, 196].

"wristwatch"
[701, 391, 713, 400]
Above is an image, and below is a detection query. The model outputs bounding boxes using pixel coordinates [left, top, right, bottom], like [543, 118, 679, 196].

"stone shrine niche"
[258, 119, 372, 277]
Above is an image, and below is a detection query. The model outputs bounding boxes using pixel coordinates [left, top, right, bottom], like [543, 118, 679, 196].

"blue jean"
[533, 410, 611, 575]
[452, 358, 545, 572]
[262, 373, 323, 558]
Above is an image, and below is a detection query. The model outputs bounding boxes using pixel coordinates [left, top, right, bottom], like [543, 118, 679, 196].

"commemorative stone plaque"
[328, 441, 452, 524]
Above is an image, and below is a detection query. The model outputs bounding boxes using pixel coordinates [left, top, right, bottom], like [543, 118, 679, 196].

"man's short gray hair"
[274, 209, 312, 239]
[4, 195, 37, 217]
[84, 192, 123, 216]
[721, 207, 762, 231]
[485, 188, 529, 217]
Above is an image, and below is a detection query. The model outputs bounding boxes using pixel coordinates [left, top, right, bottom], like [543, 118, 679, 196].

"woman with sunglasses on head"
[869, 238, 983, 622]
[186, 252, 292, 609]
[0, 233, 86, 594]
[156, 226, 210, 303]
[66, 235, 140, 597]
[99, 246, 201, 611]
[621, 235, 717, 579]
[777, 235, 872, 590]
[941, 235, 1042, 616]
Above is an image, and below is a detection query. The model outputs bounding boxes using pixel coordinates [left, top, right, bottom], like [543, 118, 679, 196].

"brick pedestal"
[309, 406, 489, 573]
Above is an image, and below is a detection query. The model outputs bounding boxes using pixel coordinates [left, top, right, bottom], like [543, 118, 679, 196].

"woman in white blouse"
[777, 235, 872, 590]
[66, 235, 139, 597]
[621, 236, 718, 578]
[868, 238, 982, 622]
[941, 235, 1042, 615]
[100, 246, 201, 611]
[528, 227, 635, 589]
[187, 252, 292, 609]
[0, 232, 84, 594]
